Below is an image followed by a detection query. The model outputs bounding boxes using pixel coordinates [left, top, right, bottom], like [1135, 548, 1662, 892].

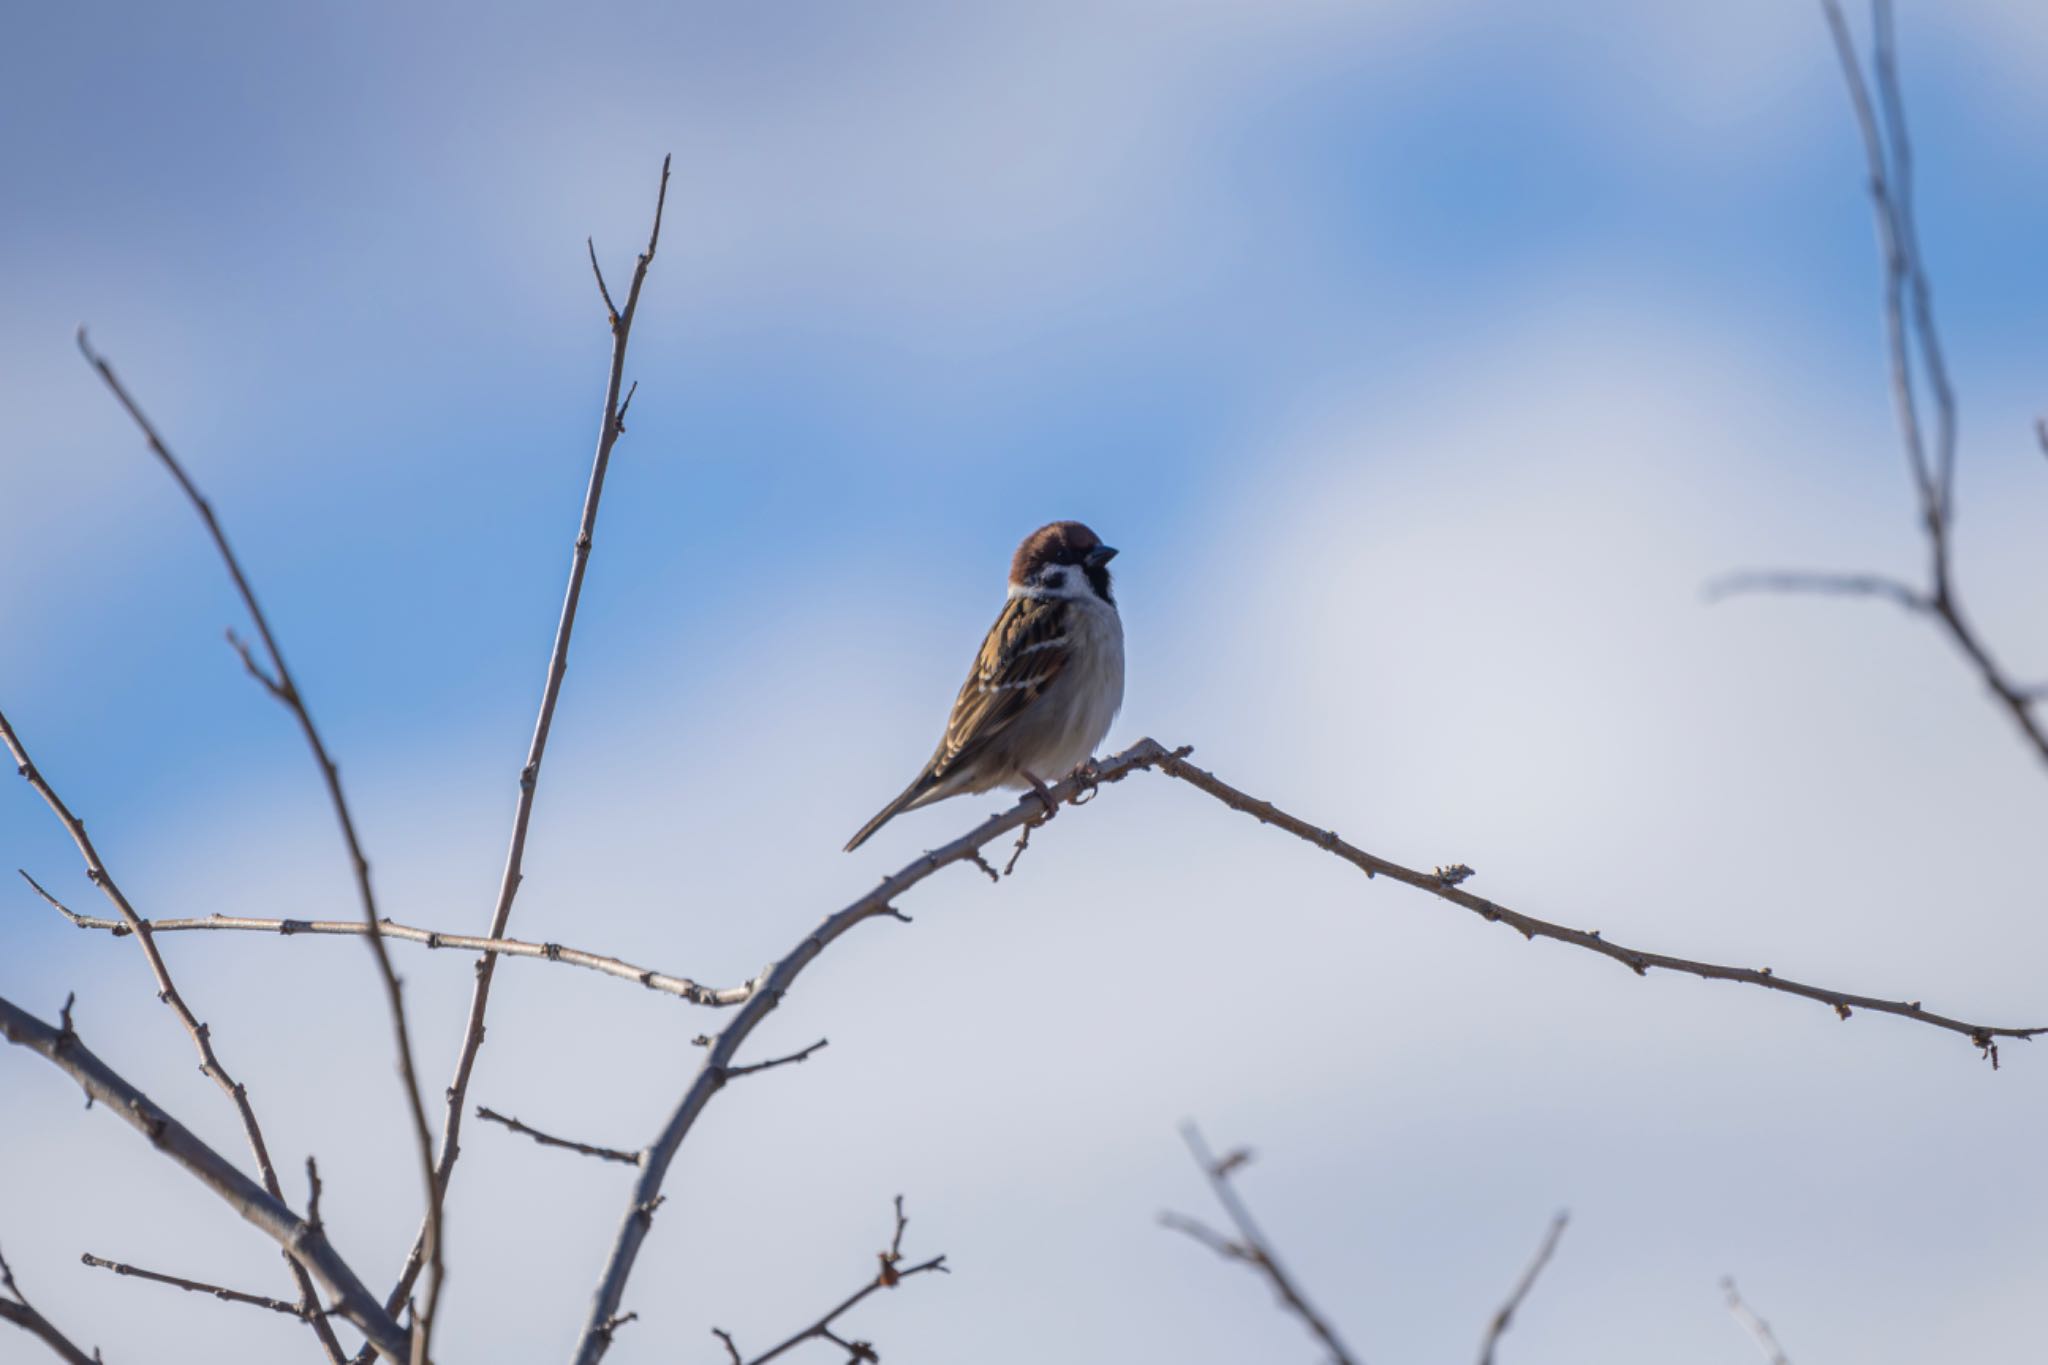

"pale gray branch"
[0, 993, 409, 1361]
[22, 879, 751, 1008]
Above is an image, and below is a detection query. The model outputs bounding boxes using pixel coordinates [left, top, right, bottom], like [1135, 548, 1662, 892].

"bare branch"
[1143, 743, 2043, 1062]
[0, 1244, 101, 1365]
[22, 878, 752, 1008]
[1703, 570, 1928, 613]
[0, 992, 410, 1360]
[1722, 1277, 1793, 1365]
[0, 712, 347, 1361]
[1163, 1123, 1359, 1365]
[475, 1107, 641, 1167]
[366, 155, 672, 1352]
[31, 739, 2040, 1076]
[714, 1198, 947, 1365]
[81, 1252, 308, 1320]
[571, 743, 1172, 1361]
[75, 325, 435, 1359]
[1476, 1213, 1569, 1365]
[724, 1038, 829, 1079]
[1713, 5, 2048, 770]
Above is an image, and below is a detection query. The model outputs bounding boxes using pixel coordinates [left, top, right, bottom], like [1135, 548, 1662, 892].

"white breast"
[1026, 597, 1124, 777]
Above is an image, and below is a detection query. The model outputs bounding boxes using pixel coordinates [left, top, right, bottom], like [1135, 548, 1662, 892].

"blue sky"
[5, 3, 2048, 1363]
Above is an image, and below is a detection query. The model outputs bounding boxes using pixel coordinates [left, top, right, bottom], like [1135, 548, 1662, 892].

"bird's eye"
[1042, 571, 1066, 589]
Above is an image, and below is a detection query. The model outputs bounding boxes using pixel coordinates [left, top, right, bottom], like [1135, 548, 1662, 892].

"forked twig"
[0, 993, 409, 1359]
[1161, 1123, 1358, 1365]
[1715, 1, 2048, 770]
[1, 1243, 101, 1365]
[711, 1197, 947, 1365]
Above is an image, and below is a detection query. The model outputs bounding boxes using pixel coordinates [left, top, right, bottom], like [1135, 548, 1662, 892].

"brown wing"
[844, 594, 1074, 851]
[930, 593, 1074, 782]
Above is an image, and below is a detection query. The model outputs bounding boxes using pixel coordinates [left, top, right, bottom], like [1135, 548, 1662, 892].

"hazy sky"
[4, 3, 2047, 1363]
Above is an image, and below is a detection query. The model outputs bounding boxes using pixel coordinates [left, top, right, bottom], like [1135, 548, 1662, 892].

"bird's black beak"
[1085, 545, 1118, 569]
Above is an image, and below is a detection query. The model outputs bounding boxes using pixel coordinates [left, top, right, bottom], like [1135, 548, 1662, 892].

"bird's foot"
[1021, 769, 1059, 823]
[1064, 758, 1103, 805]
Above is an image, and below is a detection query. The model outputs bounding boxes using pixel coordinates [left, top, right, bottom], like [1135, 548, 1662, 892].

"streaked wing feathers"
[931, 594, 1073, 780]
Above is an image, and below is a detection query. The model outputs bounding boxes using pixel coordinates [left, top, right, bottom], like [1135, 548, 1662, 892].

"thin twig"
[715, 1198, 947, 1365]
[474, 1107, 641, 1167]
[724, 1039, 829, 1079]
[0, 1244, 100, 1365]
[365, 155, 672, 1353]
[1476, 1213, 1569, 1365]
[81, 1252, 309, 1320]
[21, 876, 752, 1007]
[0, 992, 410, 1360]
[1703, 571, 1928, 613]
[1722, 1277, 1793, 1365]
[0, 712, 347, 1362]
[1162, 1124, 1359, 1365]
[76, 326, 424, 1363]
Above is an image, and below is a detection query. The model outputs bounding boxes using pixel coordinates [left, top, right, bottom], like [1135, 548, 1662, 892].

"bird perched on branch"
[845, 521, 1125, 851]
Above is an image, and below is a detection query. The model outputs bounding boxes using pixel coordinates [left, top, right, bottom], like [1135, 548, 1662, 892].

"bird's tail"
[843, 769, 942, 852]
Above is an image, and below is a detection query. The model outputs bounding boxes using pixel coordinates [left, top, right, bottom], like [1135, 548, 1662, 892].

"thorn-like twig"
[725, 1038, 829, 1079]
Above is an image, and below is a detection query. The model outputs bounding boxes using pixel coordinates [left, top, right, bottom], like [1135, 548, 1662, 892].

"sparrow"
[845, 521, 1125, 851]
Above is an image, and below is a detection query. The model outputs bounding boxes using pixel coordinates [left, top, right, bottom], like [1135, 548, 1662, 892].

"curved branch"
[568, 743, 1175, 1362]
[22, 879, 751, 1008]
[0, 993, 410, 1361]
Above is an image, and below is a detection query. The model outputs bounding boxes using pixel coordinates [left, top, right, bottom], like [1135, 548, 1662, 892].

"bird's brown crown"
[1010, 521, 1104, 584]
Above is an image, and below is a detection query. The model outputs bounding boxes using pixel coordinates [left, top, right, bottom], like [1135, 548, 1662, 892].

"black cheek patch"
[1042, 571, 1066, 590]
